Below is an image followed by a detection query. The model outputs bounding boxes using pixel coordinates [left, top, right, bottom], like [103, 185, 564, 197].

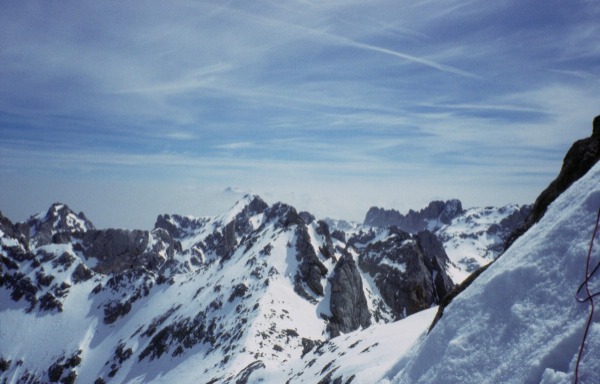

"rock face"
[79, 228, 177, 274]
[315, 220, 335, 260]
[27, 203, 94, 247]
[232, 196, 269, 236]
[364, 200, 463, 233]
[155, 214, 208, 239]
[294, 226, 328, 299]
[415, 231, 454, 300]
[358, 228, 454, 319]
[530, 115, 600, 224]
[0, 211, 29, 250]
[328, 253, 371, 337]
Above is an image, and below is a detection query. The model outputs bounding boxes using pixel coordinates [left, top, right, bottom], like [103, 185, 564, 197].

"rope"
[574, 207, 600, 384]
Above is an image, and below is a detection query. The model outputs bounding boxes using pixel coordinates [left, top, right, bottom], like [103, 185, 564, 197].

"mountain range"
[1, 115, 599, 383]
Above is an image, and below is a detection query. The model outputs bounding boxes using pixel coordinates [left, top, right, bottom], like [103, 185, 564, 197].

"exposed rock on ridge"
[27, 203, 94, 247]
[357, 228, 454, 319]
[294, 225, 328, 299]
[327, 253, 371, 337]
[79, 228, 178, 274]
[364, 200, 463, 233]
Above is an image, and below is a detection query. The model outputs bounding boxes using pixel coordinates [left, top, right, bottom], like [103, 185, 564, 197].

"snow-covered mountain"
[1, 194, 458, 383]
[361, 201, 530, 283]
[0, 197, 541, 383]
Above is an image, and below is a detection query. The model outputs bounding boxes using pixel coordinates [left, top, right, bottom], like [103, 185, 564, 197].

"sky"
[1, 0, 599, 229]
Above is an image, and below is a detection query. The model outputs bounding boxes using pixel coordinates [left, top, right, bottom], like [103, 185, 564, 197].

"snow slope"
[282, 307, 437, 383]
[387, 162, 600, 384]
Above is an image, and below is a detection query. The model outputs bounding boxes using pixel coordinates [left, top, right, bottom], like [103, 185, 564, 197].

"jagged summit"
[27, 203, 94, 247]
[363, 199, 530, 282]
[364, 199, 463, 233]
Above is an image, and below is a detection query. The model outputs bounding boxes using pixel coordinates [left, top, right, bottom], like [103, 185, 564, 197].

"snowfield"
[387, 162, 600, 384]
[280, 307, 438, 383]
[1, 161, 597, 383]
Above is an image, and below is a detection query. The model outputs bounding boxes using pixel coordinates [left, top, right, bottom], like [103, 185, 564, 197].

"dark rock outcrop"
[155, 214, 208, 239]
[232, 196, 269, 237]
[234, 360, 265, 384]
[0, 211, 29, 250]
[221, 221, 237, 260]
[364, 200, 463, 233]
[316, 221, 335, 260]
[71, 264, 94, 283]
[327, 254, 371, 337]
[415, 231, 454, 300]
[196, 220, 238, 262]
[530, 116, 600, 224]
[294, 226, 328, 298]
[79, 228, 175, 274]
[264, 203, 305, 229]
[359, 229, 453, 319]
[27, 203, 94, 247]
[299, 211, 315, 224]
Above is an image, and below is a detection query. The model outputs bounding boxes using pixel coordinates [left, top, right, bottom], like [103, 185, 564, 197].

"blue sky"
[1, 0, 599, 229]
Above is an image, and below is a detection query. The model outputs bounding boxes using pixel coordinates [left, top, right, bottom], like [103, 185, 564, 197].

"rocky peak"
[364, 199, 464, 233]
[243, 195, 269, 215]
[231, 195, 269, 237]
[27, 203, 94, 247]
[438, 199, 463, 224]
[263, 202, 304, 229]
